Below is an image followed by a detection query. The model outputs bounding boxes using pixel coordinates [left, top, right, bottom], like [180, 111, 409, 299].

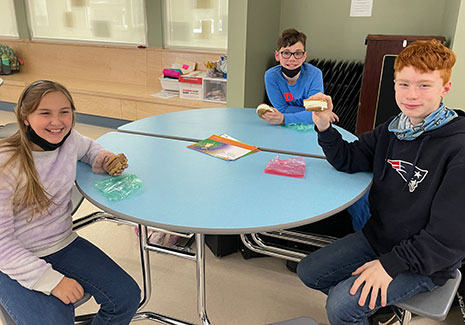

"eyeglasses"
[280, 51, 305, 59]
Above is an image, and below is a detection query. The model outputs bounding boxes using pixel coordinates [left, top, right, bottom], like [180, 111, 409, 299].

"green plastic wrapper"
[282, 123, 315, 132]
[93, 174, 143, 201]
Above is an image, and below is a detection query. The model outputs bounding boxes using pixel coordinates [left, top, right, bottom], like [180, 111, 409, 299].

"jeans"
[0, 237, 141, 325]
[297, 232, 436, 325]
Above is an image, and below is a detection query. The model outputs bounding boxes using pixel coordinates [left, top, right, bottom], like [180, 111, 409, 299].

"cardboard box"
[179, 72, 204, 100]
[179, 71, 204, 84]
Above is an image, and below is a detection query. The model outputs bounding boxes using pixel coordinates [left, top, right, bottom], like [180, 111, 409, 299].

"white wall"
[279, 0, 452, 61]
[447, 0, 465, 110]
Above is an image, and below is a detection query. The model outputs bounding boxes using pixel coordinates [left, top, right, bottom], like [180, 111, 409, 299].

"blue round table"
[76, 108, 372, 325]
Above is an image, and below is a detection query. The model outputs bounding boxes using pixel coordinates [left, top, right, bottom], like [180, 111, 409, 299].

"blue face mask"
[26, 126, 71, 151]
[281, 66, 301, 78]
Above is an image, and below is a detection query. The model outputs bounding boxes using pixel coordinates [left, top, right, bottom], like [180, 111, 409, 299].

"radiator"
[309, 58, 364, 134]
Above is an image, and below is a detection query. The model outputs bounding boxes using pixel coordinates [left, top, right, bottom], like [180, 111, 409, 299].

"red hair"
[394, 39, 456, 85]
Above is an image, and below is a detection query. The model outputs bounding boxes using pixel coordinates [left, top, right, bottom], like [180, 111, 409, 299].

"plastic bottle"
[1, 55, 11, 74]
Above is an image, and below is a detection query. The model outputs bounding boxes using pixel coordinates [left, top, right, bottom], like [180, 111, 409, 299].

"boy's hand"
[262, 109, 284, 125]
[350, 260, 393, 310]
[309, 93, 339, 131]
[51, 276, 84, 304]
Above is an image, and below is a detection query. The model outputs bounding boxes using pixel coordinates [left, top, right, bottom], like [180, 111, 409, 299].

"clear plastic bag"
[264, 155, 306, 178]
[282, 123, 314, 132]
[93, 174, 143, 201]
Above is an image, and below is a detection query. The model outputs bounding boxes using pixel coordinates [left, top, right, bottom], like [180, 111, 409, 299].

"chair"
[0, 292, 92, 325]
[267, 271, 461, 325]
[0, 122, 18, 139]
[393, 269, 462, 324]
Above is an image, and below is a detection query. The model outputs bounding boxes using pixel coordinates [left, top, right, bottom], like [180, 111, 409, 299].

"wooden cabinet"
[356, 35, 446, 135]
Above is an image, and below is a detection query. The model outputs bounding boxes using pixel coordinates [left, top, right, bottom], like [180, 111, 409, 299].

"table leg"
[138, 224, 152, 309]
[132, 224, 195, 324]
[195, 233, 211, 325]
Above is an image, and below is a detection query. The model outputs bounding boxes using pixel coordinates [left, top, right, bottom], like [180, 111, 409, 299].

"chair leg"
[401, 310, 412, 324]
[398, 310, 412, 325]
[391, 306, 412, 325]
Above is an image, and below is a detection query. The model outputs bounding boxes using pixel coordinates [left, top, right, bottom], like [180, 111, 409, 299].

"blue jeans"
[0, 237, 141, 325]
[297, 232, 436, 325]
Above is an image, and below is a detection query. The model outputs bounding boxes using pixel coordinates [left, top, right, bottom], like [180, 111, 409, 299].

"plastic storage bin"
[179, 73, 203, 100]
[159, 76, 179, 92]
[203, 77, 227, 103]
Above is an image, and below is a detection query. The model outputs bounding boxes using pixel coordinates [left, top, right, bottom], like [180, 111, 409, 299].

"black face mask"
[281, 66, 301, 78]
[26, 126, 71, 151]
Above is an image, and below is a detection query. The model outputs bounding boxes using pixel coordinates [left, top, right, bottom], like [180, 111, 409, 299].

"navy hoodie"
[317, 110, 465, 285]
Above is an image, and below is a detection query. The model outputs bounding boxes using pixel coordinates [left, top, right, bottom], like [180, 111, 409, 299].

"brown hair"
[394, 39, 456, 85]
[0, 80, 76, 218]
[277, 28, 307, 50]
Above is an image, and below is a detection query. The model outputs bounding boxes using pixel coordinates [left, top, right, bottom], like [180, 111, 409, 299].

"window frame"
[0, 0, 20, 38]
[24, 0, 148, 46]
[162, 0, 228, 52]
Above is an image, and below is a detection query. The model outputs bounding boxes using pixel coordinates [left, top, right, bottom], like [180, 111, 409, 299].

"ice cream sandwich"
[304, 98, 328, 112]
[105, 153, 128, 176]
[256, 103, 274, 117]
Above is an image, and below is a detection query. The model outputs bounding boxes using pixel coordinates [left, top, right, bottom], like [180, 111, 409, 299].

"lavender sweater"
[0, 130, 110, 295]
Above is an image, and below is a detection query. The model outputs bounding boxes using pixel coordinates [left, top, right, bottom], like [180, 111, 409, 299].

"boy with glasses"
[263, 28, 337, 125]
[264, 29, 370, 273]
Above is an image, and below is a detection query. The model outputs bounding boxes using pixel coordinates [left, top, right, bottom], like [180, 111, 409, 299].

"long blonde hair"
[0, 80, 76, 218]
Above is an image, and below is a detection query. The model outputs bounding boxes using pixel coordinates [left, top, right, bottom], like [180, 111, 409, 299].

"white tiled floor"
[1, 109, 463, 324]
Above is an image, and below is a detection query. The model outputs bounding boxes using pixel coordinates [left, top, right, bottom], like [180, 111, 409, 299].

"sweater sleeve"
[0, 169, 63, 295]
[317, 125, 376, 173]
[72, 130, 107, 167]
[282, 111, 314, 125]
[380, 162, 465, 278]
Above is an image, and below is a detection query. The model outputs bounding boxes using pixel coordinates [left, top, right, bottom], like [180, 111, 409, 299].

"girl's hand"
[51, 276, 84, 304]
[92, 151, 128, 175]
[92, 151, 114, 174]
[309, 93, 339, 131]
[104, 153, 128, 176]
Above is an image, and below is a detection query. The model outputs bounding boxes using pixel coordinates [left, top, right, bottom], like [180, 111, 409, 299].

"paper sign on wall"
[350, 0, 373, 17]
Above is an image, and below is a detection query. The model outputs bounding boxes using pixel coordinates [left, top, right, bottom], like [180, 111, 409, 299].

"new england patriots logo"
[387, 159, 428, 193]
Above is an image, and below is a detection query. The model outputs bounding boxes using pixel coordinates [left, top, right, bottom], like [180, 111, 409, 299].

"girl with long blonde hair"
[0, 80, 140, 324]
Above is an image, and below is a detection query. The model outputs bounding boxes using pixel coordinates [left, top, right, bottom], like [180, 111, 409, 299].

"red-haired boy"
[297, 40, 465, 324]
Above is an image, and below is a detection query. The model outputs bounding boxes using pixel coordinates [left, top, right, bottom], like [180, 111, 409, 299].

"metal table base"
[73, 213, 210, 324]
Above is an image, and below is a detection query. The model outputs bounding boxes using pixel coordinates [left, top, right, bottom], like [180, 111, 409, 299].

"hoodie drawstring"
[402, 135, 431, 191]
